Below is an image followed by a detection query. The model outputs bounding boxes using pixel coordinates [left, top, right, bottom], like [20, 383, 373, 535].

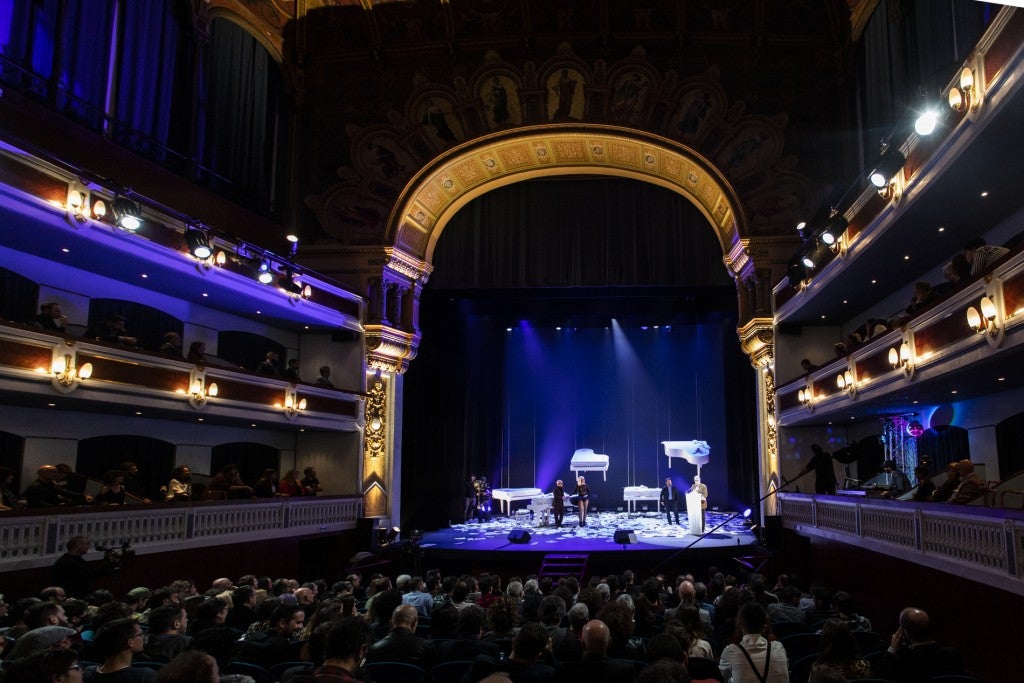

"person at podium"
[574, 476, 590, 527]
[660, 477, 681, 525]
[688, 475, 708, 533]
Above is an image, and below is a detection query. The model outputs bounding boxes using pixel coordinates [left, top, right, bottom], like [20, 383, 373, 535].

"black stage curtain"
[916, 425, 969, 473]
[0, 267, 40, 324]
[0, 430, 26, 491]
[211, 442, 280, 487]
[996, 414, 1024, 480]
[218, 332, 287, 374]
[76, 435, 175, 499]
[87, 299, 184, 353]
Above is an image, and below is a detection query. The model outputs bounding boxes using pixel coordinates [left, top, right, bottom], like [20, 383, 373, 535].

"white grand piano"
[661, 440, 710, 474]
[491, 487, 544, 515]
[623, 485, 662, 513]
[570, 447, 610, 481]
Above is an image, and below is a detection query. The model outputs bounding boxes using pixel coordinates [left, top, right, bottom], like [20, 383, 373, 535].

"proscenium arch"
[388, 124, 752, 282]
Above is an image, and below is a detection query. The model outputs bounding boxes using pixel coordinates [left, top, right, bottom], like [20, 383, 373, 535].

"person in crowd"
[224, 585, 258, 631]
[23, 465, 93, 507]
[315, 365, 334, 388]
[947, 459, 986, 504]
[660, 477, 681, 525]
[208, 464, 253, 499]
[688, 475, 709, 531]
[665, 581, 712, 636]
[873, 607, 965, 682]
[1, 466, 25, 508]
[438, 603, 501, 662]
[39, 586, 68, 603]
[912, 465, 936, 502]
[401, 576, 433, 619]
[832, 592, 871, 632]
[256, 351, 281, 376]
[466, 621, 556, 682]
[719, 603, 790, 683]
[364, 604, 435, 670]
[153, 650, 219, 683]
[794, 444, 836, 495]
[809, 619, 870, 680]
[84, 617, 154, 681]
[902, 281, 938, 320]
[86, 313, 138, 347]
[158, 332, 183, 357]
[165, 466, 192, 502]
[574, 475, 590, 527]
[283, 357, 302, 382]
[669, 604, 713, 660]
[141, 604, 192, 662]
[308, 618, 374, 683]
[879, 460, 911, 497]
[5, 623, 76, 659]
[95, 470, 127, 506]
[800, 358, 818, 374]
[235, 602, 305, 669]
[930, 461, 961, 502]
[964, 237, 1009, 277]
[55, 463, 88, 493]
[2, 646, 83, 683]
[803, 584, 838, 626]
[766, 585, 804, 623]
[278, 469, 303, 497]
[301, 466, 323, 495]
[253, 469, 280, 498]
[51, 536, 119, 598]
[538, 594, 579, 662]
[558, 619, 635, 682]
[118, 461, 149, 502]
[189, 598, 229, 637]
[33, 301, 69, 332]
[186, 341, 207, 363]
[124, 587, 149, 617]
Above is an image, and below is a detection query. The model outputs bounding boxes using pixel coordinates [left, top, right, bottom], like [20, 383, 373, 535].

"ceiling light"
[868, 147, 906, 189]
[185, 228, 212, 259]
[112, 197, 143, 231]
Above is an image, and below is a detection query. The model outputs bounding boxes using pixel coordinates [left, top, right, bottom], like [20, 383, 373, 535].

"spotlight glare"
[914, 109, 939, 136]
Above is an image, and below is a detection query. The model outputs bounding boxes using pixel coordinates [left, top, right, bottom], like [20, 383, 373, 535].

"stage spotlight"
[385, 526, 400, 543]
[915, 108, 939, 135]
[257, 262, 274, 284]
[742, 507, 752, 518]
[185, 228, 212, 259]
[112, 197, 143, 231]
[868, 147, 906, 189]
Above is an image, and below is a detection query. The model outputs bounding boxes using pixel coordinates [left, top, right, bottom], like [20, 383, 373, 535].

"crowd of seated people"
[0, 558, 975, 683]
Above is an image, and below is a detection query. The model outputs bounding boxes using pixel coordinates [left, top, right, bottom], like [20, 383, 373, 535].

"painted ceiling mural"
[204, 0, 852, 249]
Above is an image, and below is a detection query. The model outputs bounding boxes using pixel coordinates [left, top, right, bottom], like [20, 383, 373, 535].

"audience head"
[2, 647, 81, 683]
[898, 607, 930, 642]
[93, 617, 144, 659]
[155, 650, 219, 683]
[149, 604, 188, 634]
[512, 622, 551, 662]
[457, 604, 487, 638]
[391, 603, 418, 629]
[324, 618, 373, 663]
[581, 619, 611, 654]
[271, 603, 305, 637]
[818, 618, 859, 664]
[637, 658, 691, 683]
[568, 602, 590, 631]
[646, 632, 685, 662]
[737, 602, 769, 637]
[955, 459, 975, 477]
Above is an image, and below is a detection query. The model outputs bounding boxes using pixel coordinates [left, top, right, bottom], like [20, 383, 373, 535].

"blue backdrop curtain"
[0, 0, 58, 93]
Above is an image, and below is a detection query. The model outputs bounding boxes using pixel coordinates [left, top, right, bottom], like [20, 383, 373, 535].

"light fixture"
[186, 373, 218, 408]
[111, 197, 143, 231]
[185, 228, 212, 259]
[868, 146, 906, 190]
[906, 419, 925, 438]
[49, 352, 93, 391]
[948, 66, 976, 112]
[889, 340, 914, 378]
[914, 108, 940, 136]
[798, 383, 813, 406]
[66, 187, 88, 222]
[817, 214, 847, 251]
[281, 388, 308, 418]
[257, 261, 274, 284]
[967, 295, 1001, 338]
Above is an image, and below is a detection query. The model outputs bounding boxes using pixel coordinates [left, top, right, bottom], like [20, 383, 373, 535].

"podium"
[685, 491, 704, 536]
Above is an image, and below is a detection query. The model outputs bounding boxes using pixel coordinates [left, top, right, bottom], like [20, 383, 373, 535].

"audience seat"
[429, 660, 474, 683]
[364, 662, 429, 683]
[270, 661, 313, 681]
[224, 661, 272, 683]
[789, 653, 816, 683]
[686, 656, 724, 682]
[779, 632, 820, 662]
[852, 629, 884, 654]
[770, 620, 809, 639]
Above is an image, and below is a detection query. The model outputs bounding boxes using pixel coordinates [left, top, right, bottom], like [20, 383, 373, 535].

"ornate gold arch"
[386, 124, 753, 283]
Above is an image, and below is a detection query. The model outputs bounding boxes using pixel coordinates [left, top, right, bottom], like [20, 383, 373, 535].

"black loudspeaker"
[764, 515, 783, 551]
[614, 529, 637, 544]
[507, 529, 531, 544]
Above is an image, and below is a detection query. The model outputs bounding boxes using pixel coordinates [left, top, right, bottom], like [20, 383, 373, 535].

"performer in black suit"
[660, 477, 681, 525]
[574, 476, 590, 527]
[464, 474, 477, 522]
[552, 479, 566, 528]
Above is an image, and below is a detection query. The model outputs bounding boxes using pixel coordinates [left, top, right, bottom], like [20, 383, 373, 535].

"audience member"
[23, 465, 93, 508]
[283, 358, 302, 382]
[254, 469, 281, 498]
[873, 607, 964, 682]
[315, 365, 334, 388]
[95, 470, 127, 506]
[118, 461, 149, 502]
[719, 603, 789, 683]
[4, 623, 76, 659]
[51, 536, 114, 598]
[208, 464, 253, 499]
[235, 603, 305, 669]
[401, 576, 434, 618]
[964, 237, 1009, 277]
[809, 619, 869, 680]
[84, 617, 154, 681]
[1, 466, 25, 508]
[831, 591, 870, 632]
[438, 603, 501, 662]
[2, 647, 82, 683]
[153, 650, 219, 683]
[466, 621, 556, 682]
[306, 618, 373, 682]
[33, 301, 68, 332]
[301, 467, 323, 495]
[911, 465, 936, 502]
[766, 585, 804, 624]
[256, 351, 281, 376]
[142, 604, 192, 662]
[558, 619, 635, 683]
[165, 466, 192, 502]
[186, 341, 207, 363]
[930, 462, 960, 502]
[947, 459, 985, 504]
[158, 332, 183, 357]
[800, 358, 818, 374]
[364, 604, 435, 670]
[278, 469, 303, 497]
[86, 313, 138, 347]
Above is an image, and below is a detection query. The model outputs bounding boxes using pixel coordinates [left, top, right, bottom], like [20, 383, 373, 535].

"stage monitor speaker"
[614, 529, 637, 544]
[764, 515, 783, 551]
[507, 529, 531, 544]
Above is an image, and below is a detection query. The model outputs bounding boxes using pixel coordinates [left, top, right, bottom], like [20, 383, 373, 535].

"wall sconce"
[278, 272, 313, 302]
[257, 261, 275, 284]
[47, 350, 93, 392]
[66, 187, 88, 223]
[797, 383, 813, 408]
[836, 368, 857, 397]
[279, 387, 308, 419]
[967, 295, 1002, 343]
[888, 339, 914, 378]
[948, 66, 976, 112]
[185, 373, 218, 409]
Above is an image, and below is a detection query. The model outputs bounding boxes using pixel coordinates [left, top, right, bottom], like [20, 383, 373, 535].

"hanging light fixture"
[868, 146, 906, 190]
[111, 197, 143, 231]
[184, 228, 213, 259]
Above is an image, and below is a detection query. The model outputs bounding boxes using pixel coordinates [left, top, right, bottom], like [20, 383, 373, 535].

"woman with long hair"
[809, 618, 870, 680]
[671, 603, 714, 659]
[278, 469, 303, 497]
[166, 465, 192, 502]
[574, 475, 590, 527]
[95, 469, 127, 506]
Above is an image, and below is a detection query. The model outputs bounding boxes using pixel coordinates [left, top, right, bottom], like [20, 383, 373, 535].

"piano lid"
[661, 440, 711, 466]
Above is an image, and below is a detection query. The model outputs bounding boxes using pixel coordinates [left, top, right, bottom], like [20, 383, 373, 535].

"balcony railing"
[779, 492, 1024, 596]
[0, 495, 363, 572]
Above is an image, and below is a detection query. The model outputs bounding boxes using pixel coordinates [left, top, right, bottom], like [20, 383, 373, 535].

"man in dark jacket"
[236, 603, 305, 669]
[556, 620, 635, 683]
[873, 607, 964, 682]
[51, 536, 114, 598]
[363, 604, 435, 670]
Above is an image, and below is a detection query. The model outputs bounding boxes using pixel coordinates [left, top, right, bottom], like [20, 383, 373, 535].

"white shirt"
[720, 634, 789, 683]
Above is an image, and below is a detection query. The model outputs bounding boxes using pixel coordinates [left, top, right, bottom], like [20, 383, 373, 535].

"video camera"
[94, 540, 135, 563]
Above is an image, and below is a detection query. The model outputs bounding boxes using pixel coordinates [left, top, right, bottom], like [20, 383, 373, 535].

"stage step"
[539, 553, 589, 582]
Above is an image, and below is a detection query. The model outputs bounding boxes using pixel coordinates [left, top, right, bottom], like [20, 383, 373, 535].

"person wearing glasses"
[3, 647, 84, 683]
[83, 617, 154, 681]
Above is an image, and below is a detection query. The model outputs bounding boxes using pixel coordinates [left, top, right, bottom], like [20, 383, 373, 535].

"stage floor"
[420, 510, 757, 553]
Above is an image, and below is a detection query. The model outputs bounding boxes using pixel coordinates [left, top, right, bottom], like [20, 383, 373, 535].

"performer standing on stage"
[464, 474, 477, 521]
[552, 479, 566, 528]
[660, 477, 681, 525]
[574, 476, 590, 527]
[688, 475, 708, 532]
